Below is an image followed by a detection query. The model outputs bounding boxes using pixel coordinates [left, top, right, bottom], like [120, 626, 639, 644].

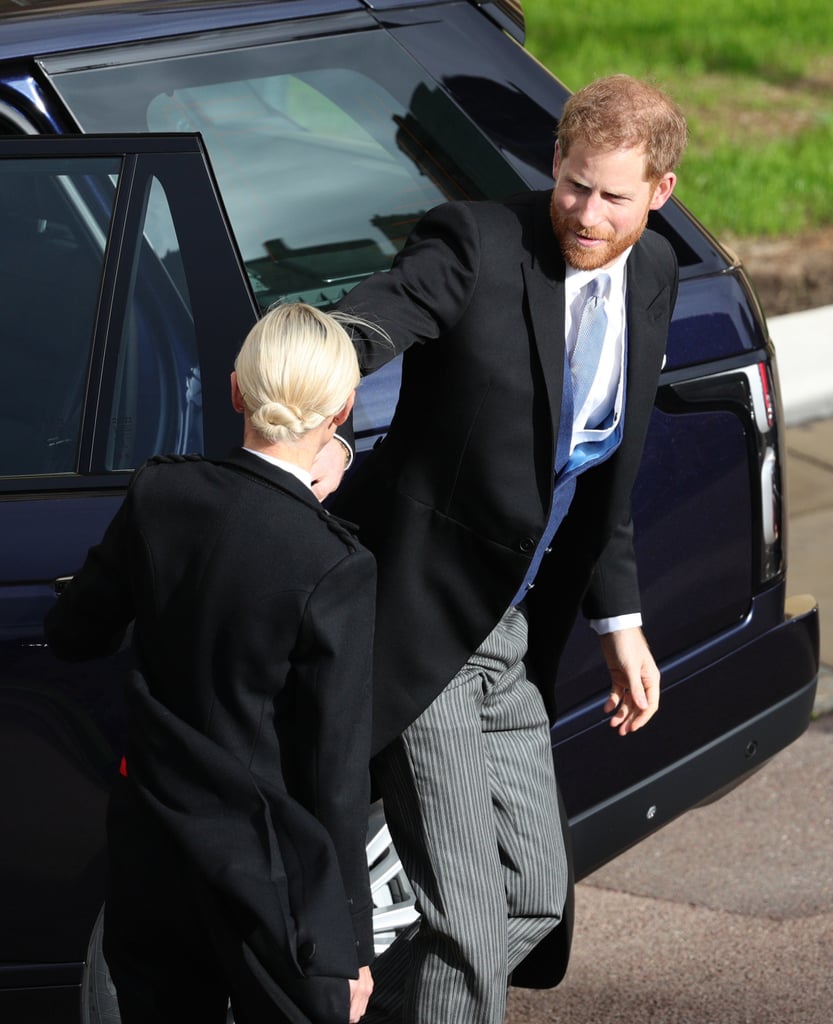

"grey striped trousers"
[368, 605, 568, 1024]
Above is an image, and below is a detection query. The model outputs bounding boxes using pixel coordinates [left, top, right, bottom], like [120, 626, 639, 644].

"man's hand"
[311, 436, 351, 501]
[348, 965, 373, 1022]
[599, 627, 660, 736]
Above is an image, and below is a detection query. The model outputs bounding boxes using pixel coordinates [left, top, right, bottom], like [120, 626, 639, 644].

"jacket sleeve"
[293, 545, 377, 965]
[44, 490, 136, 661]
[338, 201, 482, 373]
[581, 513, 641, 621]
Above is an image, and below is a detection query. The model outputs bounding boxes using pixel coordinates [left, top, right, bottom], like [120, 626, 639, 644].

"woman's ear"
[332, 390, 356, 426]
[230, 371, 246, 413]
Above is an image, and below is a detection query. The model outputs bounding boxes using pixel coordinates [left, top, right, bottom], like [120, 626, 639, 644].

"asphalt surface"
[506, 308, 833, 1024]
[506, 712, 833, 1024]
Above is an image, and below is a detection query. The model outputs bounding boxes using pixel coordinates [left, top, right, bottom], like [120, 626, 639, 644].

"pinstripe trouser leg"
[368, 605, 568, 1024]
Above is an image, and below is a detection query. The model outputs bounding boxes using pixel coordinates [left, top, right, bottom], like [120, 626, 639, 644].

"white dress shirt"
[564, 250, 642, 636]
[564, 250, 629, 451]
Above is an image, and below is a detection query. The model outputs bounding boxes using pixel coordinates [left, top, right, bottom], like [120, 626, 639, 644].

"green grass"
[521, 0, 833, 238]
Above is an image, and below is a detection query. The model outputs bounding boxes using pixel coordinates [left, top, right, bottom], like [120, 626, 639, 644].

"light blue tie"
[571, 274, 610, 415]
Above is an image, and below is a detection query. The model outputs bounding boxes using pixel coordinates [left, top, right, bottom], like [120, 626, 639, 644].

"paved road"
[506, 712, 833, 1024]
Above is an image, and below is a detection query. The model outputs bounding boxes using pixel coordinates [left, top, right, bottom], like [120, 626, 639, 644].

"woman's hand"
[348, 965, 374, 1022]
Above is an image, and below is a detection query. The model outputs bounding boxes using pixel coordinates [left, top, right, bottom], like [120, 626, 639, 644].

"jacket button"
[519, 537, 535, 553]
[298, 941, 316, 964]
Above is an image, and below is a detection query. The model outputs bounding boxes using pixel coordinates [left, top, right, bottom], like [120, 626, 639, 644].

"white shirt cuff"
[590, 612, 643, 635]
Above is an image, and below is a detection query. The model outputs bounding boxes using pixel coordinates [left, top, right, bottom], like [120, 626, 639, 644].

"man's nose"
[576, 191, 603, 225]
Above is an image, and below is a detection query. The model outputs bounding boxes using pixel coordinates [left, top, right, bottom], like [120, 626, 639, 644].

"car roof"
[0, 0, 444, 60]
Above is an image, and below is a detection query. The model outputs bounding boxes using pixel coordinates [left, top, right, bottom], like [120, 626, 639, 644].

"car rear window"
[50, 26, 527, 311]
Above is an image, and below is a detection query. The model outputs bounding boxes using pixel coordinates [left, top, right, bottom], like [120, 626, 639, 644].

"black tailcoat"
[46, 449, 377, 1021]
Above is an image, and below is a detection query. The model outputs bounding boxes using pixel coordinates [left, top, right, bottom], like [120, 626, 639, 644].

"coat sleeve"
[581, 513, 641, 620]
[338, 201, 482, 373]
[44, 489, 137, 661]
[292, 545, 377, 965]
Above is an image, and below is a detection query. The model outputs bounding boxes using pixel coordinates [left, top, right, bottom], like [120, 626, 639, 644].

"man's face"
[550, 142, 675, 270]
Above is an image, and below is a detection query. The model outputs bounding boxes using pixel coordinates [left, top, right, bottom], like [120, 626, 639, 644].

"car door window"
[106, 176, 201, 470]
[0, 157, 117, 478]
[0, 158, 203, 479]
[0, 135, 261, 494]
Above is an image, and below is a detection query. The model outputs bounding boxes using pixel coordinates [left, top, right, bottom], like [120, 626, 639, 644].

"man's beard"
[550, 199, 649, 270]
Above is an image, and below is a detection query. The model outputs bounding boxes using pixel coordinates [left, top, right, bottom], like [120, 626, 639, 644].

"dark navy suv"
[0, 1, 819, 1020]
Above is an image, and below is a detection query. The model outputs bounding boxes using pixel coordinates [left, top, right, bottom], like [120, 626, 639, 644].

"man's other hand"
[600, 627, 660, 735]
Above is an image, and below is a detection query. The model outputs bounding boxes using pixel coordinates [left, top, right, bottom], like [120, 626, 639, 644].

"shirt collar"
[565, 245, 632, 299]
[242, 447, 314, 491]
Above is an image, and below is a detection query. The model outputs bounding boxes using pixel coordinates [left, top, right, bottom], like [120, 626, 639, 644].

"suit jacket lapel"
[622, 239, 672, 447]
[522, 191, 567, 449]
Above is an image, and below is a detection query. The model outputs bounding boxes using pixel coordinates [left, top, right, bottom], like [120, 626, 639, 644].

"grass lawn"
[521, 0, 833, 239]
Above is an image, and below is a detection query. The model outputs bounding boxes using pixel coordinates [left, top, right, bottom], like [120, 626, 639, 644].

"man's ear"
[332, 390, 356, 426]
[552, 140, 561, 181]
[649, 171, 677, 211]
[230, 371, 246, 413]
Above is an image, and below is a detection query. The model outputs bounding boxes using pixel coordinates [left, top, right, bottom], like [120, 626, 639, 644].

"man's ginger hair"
[557, 74, 688, 182]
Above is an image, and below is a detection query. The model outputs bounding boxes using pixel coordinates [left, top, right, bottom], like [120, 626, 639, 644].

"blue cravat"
[571, 274, 610, 415]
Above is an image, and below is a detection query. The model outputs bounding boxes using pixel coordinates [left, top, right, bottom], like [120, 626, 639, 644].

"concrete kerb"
[767, 305, 833, 717]
[769, 304, 833, 428]
[813, 666, 833, 717]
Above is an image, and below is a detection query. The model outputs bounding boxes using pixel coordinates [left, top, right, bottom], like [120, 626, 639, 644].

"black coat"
[335, 191, 677, 754]
[45, 449, 377, 1020]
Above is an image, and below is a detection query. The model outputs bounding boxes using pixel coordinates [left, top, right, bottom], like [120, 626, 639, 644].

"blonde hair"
[234, 302, 361, 444]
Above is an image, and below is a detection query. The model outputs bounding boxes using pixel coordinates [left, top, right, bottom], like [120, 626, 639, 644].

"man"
[46, 304, 375, 1024]
[330, 74, 688, 1023]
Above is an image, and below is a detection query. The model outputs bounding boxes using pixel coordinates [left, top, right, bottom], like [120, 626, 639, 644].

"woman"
[45, 303, 376, 1024]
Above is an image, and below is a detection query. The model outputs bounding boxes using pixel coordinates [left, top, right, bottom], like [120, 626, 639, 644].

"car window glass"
[0, 157, 117, 479]
[106, 177, 201, 470]
[51, 29, 526, 312]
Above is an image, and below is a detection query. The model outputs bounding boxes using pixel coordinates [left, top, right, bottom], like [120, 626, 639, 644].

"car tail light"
[746, 361, 784, 582]
[756, 362, 775, 429]
[665, 359, 785, 587]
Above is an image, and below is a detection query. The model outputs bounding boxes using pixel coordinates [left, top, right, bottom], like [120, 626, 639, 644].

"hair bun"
[251, 400, 317, 437]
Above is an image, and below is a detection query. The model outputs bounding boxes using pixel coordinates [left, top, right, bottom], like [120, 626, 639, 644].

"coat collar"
[214, 447, 322, 510]
[622, 235, 675, 423]
[215, 448, 364, 540]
